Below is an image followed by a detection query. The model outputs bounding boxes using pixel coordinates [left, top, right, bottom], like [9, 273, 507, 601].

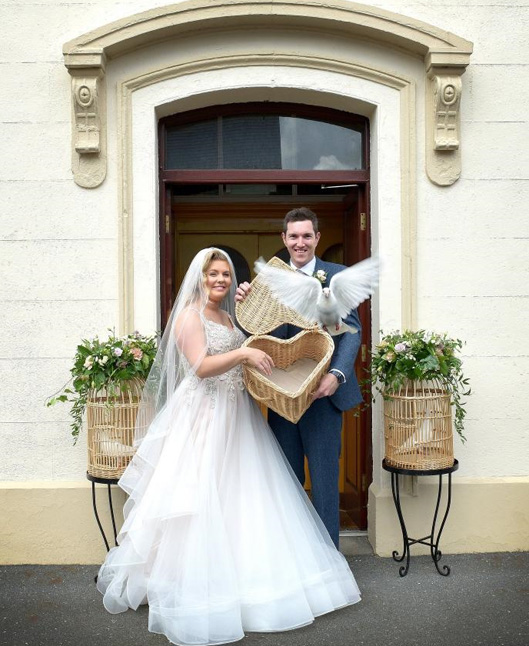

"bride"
[97, 248, 361, 645]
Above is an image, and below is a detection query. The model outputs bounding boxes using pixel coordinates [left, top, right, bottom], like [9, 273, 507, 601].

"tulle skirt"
[97, 380, 360, 645]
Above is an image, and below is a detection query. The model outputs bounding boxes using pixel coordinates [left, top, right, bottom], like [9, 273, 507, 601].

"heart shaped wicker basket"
[235, 257, 334, 423]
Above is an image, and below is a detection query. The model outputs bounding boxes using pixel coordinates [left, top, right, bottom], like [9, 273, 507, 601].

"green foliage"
[366, 330, 471, 441]
[46, 330, 157, 443]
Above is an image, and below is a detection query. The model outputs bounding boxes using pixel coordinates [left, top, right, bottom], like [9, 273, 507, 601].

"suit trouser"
[268, 397, 342, 548]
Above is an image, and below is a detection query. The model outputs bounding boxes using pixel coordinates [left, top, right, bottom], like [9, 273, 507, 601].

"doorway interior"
[158, 104, 372, 529]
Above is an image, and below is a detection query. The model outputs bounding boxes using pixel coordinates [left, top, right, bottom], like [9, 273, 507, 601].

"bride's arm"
[175, 309, 273, 378]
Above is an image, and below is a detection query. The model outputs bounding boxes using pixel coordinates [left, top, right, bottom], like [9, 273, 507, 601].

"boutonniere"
[313, 269, 327, 284]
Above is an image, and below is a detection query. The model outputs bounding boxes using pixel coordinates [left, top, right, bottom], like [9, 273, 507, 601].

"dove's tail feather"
[342, 322, 359, 335]
[324, 321, 359, 337]
[254, 257, 267, 274]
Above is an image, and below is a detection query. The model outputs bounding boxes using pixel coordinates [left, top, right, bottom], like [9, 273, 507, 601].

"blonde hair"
[201, 248, 231, 275]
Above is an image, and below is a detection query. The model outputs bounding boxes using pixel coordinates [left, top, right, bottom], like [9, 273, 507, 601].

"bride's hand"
[243, 348, 274, 376]
[235, 282, 251, 303]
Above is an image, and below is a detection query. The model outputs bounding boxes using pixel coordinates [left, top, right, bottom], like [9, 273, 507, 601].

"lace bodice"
[184, 316, 246, 406]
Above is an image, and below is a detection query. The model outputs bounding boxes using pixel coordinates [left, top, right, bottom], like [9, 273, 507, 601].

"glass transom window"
[165, 114, 364, 170]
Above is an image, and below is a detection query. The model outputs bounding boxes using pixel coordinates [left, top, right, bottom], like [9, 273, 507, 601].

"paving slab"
[1, 552, 527, 646]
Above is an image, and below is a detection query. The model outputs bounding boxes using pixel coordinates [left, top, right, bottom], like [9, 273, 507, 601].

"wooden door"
[167, 195, 370, 529]
[173, 202, 344, 285]
[341, 187, 372, 529]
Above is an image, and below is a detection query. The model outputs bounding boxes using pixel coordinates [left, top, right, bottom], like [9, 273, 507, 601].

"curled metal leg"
[383, 459, 458, 577]
[390, 472, 411, 577]
[430, 474, 443, 563]
[431, 473, 453, 576]
[91, 482, 110, 552]
[107, 483, 118, 546]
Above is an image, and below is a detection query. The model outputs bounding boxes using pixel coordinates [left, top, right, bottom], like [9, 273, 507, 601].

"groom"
[236, 207, 362, 548]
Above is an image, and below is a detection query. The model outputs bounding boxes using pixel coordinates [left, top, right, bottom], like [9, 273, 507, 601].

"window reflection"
[165, 114, 364, 170]
[279, 117, 362, 170]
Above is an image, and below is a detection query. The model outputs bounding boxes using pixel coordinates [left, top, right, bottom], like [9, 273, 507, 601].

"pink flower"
[131, 347, 143, 361]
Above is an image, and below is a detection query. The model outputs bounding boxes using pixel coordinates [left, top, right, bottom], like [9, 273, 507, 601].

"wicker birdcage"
[236, 257, 334, 424]
[383, 379, 454, 470]
[86, 378, 145, 480]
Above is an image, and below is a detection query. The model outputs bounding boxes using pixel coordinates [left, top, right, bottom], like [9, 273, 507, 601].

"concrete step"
[339, 530, 373, 556]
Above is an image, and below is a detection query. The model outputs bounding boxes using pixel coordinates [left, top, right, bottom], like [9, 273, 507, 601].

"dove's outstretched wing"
[255, 258, 322, 323]
[329, 256, 379, 320]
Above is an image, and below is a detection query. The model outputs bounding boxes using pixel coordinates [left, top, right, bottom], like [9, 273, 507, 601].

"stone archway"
[63, 0, 472, 189]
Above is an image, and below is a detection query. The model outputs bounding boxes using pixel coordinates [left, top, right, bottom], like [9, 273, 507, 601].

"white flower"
[313, 269, 327, 284]
[83, 356, 93, 368]
[114, 347, 123, 357]
[101, 355, 109, 364]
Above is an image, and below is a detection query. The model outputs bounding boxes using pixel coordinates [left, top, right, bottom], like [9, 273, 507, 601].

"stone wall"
[0, 0, 527, 562]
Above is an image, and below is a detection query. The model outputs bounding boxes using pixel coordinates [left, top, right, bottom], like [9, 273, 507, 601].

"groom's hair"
[283, 207, 319, 233]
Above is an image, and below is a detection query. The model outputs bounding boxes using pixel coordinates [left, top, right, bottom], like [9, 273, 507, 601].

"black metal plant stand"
[382, 458, 459, 577]
[86, 473, 119, 552]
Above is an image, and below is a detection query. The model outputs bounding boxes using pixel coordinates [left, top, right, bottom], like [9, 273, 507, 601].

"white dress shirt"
[289, 257, 317, 276]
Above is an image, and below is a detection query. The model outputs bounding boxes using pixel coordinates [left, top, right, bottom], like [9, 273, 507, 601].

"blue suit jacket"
[271, 258, 363, 412]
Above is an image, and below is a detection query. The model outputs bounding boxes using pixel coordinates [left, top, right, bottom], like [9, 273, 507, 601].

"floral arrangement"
[47, 330, 157, 442]
[368, 329, 471, 441]
[313, 269, 327, 284]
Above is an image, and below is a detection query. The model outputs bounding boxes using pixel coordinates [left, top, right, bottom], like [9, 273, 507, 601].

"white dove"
[254, 256, 379, 336]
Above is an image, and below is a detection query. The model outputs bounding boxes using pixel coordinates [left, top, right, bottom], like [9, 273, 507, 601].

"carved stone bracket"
[66, 55, 106, 188]
[73, 76, 101, 154]
[432, 75, 462, 151]
[425, 53, 470, 186]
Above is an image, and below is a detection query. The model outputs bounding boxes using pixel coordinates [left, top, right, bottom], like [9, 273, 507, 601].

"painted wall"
[0, 0, 527, 562]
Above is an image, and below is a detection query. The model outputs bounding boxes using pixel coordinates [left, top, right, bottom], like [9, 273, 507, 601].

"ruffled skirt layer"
[97, 382, 360, 645]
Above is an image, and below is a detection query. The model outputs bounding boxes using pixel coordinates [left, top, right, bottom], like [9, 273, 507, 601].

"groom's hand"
[235, 281, 251, 303]
[311, 373, 339, 402]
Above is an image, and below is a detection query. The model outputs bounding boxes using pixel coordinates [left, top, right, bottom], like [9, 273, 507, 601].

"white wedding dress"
[97, 316, 361, 645]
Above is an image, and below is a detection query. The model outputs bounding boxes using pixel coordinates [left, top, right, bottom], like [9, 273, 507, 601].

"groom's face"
[282, 219, 321, 268]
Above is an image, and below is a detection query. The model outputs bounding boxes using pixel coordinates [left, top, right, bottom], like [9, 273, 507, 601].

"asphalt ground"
[1, 552, 528, 646]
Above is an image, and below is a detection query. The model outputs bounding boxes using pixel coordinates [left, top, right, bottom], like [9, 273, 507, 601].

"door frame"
[158, 103, 372, 528]
[158, 102, 370, 323]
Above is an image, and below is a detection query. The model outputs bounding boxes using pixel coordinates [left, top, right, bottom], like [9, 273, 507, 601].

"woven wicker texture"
[242, 329, 333, 424]
[383, 379, 454, 470]
[86, 379, 146, 480]
[235, 256, 317, 335]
